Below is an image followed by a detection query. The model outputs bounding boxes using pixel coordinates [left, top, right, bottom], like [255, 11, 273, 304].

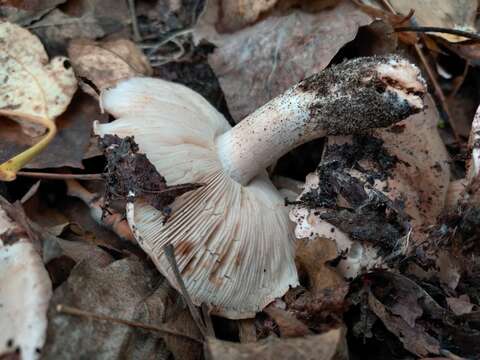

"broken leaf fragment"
[68, 38, 152, 98]
[0, 21, 77, 181]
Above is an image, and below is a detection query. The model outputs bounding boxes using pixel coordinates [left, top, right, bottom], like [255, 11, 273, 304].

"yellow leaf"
[0, 21, 77, 181]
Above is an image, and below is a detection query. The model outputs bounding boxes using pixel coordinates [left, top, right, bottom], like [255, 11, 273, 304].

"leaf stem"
[0, 118, 56, 181]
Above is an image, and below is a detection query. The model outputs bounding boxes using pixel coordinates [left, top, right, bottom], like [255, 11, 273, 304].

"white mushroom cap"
[0, 207, 52, 359]
[95, 78, 299, 318]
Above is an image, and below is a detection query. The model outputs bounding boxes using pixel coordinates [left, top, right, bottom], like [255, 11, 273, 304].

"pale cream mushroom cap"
[95, 78, 299, 318]
[0, 206, 52, 360]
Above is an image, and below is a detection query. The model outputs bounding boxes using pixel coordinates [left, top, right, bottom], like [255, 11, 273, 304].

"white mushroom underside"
[95, 78, 298, 318]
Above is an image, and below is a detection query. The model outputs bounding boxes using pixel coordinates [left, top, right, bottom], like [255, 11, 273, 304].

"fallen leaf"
[368, 290, 440, 357]
[0, 199, 52, 360]
[0, 93, 106, 169]
[0, 21, 77, 136]
[0, 0, 65, 26]
[295, 237, 345, 294]
[42, 257, 187, 359]
[447, 295, 476, 315]
[205, 328, 348, 360]
[263, 305, 312, 338]
[388, 0, 478, 42]
[217, 0, 278, 32]
[197, 0, 372, 121]
[68, 38, 152, 98]
[29, 0, 130, 55]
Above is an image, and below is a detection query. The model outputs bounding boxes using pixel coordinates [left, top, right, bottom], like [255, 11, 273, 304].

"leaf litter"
[2, 0, 480, 359]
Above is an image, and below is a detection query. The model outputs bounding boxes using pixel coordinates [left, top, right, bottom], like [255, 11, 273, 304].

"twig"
[56, 304, 203, 343]
[380, 0, 461, 143]
[66, 179, 134, 242]
[127, 0, 142, 42]
[201, 303, 215, 336]
[163, 244, 211, 338]
[17, 171, 103, 181]
[395, 26, 480, 42]
[449, 61, 470, 99]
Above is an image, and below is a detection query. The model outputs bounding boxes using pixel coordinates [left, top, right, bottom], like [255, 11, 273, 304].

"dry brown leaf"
[205, 328, 347, 360]
[217, 0, 278, 32]
[368, 291, 441, 357]
[0, 21, 77, 136]
[388, 0, 478, 42]
[0, 0, 65, 26]
[296, 237, 345, 295]
[447, 295, 476, 316]
[29, 0, 130, 54]
[42, 258, 183, 359]
[68, 38, 152, 97]
[263, 306, 312, 338]
[197, 0, 372, 121]
[0, 93, 106, 169]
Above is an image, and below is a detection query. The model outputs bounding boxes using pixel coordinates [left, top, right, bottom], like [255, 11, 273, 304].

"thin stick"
[381, 0, 461, 143]
[201, 303, 215, 336]
[17, 171, 103, 180]
[163, 244, 209, 338]
[56, 304, 203, 343]
[127, 0, 142, 42]
[395, 26, 480, 42]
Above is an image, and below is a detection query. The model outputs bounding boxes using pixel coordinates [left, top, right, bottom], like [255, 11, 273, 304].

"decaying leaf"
[197, 0, 372, 121]
[205, 328, 347, 360]
[0, 0, 65, 26]
[0, 21, 77, 180]
[29, 0, 130, 54]
[388, 0, 478, 42]
[0, 199, 52, 360]
[0, 21, 77, 136]
[42, 257, 191, 359]
[68, 38, 152, 98]
[295, 237, 345, 294]
[216, 0, 278, 32]
[0, 93, 106, 169]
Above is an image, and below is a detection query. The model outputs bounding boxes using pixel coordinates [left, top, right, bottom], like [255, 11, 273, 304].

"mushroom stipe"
[95, 55, 426, 319]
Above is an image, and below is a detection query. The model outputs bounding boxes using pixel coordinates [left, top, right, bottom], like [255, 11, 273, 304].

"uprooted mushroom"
[290, 95, 451, 279]
[94, 55, 426, 318]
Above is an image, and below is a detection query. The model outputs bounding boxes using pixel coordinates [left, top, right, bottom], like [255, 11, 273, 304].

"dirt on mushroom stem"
[294, 135, 411, 260]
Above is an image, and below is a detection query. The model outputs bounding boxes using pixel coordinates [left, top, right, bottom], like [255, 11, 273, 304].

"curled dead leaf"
[0, 21, 77, 136]
[0, 21, 77, 180]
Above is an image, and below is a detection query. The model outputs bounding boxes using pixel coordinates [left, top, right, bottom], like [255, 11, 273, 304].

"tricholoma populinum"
[95, 55, 426, 319]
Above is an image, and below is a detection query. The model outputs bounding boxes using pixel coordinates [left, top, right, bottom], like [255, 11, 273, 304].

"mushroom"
[0, 203, 52, 360]
[94, 55, 426, 318]
[290, 95, 450, 279]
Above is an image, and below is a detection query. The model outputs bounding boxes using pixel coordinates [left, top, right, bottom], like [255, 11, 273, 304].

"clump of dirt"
[297, 134, 409, 255]
[100, 135, 202, 214]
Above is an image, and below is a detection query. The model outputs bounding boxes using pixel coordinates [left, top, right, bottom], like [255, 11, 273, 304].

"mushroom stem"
[216, 55, 426, 185]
